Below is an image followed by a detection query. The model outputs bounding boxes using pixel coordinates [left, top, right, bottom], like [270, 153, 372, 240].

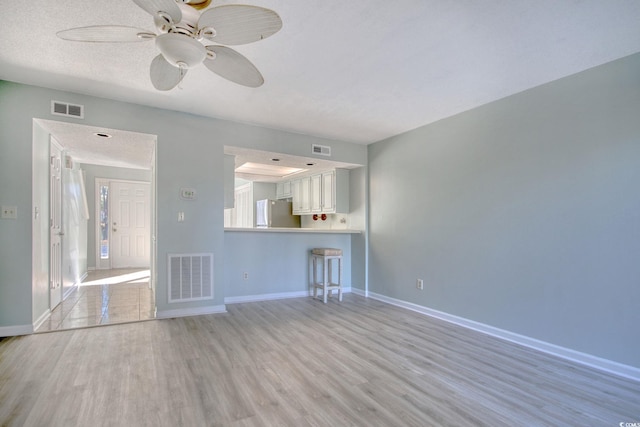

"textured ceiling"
[2, 0, 640, 147]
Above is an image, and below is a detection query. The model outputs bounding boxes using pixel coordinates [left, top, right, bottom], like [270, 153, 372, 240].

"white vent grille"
[51, 100, 84, 119]
[168, 253, 214, 303]
[312, 144, 331, 157]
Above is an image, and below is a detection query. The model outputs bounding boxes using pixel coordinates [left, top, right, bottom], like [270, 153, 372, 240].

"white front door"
[110, 181, 151, 268]
[49, 138, 63, 309]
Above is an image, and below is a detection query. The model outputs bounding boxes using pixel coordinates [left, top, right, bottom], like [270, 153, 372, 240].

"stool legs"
[338, 257, 342, 301]
[311, 254, 342, 303]
[324, 256, 330, 303]
[312, 256, 319, 300]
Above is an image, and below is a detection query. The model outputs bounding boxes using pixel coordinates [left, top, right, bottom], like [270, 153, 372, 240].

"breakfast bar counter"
[224, 227, 361, 234]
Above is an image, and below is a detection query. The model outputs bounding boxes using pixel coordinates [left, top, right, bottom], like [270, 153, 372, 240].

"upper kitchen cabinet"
[295, 169, 349, 215]
[310, 174, 322, 213]
[276, 180, 292, 199]
[319, 169, 349, 214]
[292, 177, 311, 214]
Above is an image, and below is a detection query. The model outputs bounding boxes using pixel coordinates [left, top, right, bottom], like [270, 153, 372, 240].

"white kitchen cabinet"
[292, 177, 310, 214]
[320, 169, 349, 214]
[310, 174, 322, 213]
[292, 170, 349, 215]
[276, 180, 292, 199]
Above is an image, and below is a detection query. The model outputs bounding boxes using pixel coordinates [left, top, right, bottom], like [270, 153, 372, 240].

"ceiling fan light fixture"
[180, 0, 212, 10]
[155, 33, 206, 68]
[58, 1, 283, 89]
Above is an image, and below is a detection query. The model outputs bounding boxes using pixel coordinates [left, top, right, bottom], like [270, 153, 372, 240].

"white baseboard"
[33, 309, 51, 332]
[367, 291, 640, 383]
[351, 287, 366, 297]
[225, 286, 352, 305]
[156, 304, 227, 319]
[0, 324, 34, 337]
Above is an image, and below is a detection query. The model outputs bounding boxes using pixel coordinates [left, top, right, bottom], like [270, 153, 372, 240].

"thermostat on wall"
[180, 188, 197, 200]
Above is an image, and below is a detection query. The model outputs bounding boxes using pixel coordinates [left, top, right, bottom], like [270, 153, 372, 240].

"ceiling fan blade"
[132, 0, 182, 24]
[203, 45, 264, 87]
[57, 26, 155, 42]
[198, 5, 282, 45]
[150, 54, 186, 91]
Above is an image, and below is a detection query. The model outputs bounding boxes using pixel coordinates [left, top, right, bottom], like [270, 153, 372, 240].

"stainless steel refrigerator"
[255, 199, 301, 228]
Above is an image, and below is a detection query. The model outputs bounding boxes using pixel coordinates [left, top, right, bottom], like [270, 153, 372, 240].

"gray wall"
[0, 80, 366, 330]
[82, 164, 152, 269]
[368, 52, 640, 369]
[349, 166, 367, 290]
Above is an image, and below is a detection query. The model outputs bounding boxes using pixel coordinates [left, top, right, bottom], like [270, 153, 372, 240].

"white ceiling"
[2, 0, 640, 147]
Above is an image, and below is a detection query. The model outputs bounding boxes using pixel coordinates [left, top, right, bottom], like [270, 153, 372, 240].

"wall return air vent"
[168, 253, 214, 303]
[51, 100, 84, 119]
[312, 144, 331, 157]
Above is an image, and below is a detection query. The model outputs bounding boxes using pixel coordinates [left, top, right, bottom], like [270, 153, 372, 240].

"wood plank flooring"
[1, 294, 639, 426]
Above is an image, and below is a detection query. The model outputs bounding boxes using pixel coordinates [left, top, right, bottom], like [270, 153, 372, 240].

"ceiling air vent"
[312, 144, 331, 157]
[51, 100, 84, 119]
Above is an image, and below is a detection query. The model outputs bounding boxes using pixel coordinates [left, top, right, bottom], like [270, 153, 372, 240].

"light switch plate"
[1, 206, 17, 219]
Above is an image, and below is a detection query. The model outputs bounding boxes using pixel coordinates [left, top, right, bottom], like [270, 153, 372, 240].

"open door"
[49, 137, 63, 310]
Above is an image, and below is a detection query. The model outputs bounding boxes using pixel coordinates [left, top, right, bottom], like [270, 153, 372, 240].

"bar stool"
[311, 248, 343, 303]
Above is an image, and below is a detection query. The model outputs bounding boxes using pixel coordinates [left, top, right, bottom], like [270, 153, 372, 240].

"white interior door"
[49, 138, 63, 310]
[110, 181, 150, 268]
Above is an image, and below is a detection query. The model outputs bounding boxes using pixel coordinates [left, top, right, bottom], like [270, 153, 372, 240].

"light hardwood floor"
[36, 268, 155, 332]
[2, 294, 639, 426]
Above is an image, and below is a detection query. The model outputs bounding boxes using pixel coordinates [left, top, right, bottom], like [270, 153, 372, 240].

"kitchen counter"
[224, 227, 361, 234]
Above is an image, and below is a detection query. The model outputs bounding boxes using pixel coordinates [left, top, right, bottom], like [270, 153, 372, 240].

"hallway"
[36, 268, 155, 332]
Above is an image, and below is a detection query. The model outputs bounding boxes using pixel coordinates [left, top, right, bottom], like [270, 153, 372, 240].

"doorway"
[32, 119, 157, 332]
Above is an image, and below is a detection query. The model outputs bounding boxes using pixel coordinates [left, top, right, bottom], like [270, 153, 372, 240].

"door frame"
[31, 119, 158, 329]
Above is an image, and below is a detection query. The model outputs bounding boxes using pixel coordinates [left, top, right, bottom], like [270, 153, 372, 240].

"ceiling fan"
[57, 0, 282, 90]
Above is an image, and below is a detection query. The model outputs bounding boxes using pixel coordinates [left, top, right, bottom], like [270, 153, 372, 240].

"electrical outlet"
[243, 272, 249, 280]
[1, 206, 17, 219]
[416, 279, 424, 290]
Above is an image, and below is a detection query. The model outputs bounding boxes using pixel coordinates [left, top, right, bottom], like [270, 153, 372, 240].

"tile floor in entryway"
[36, 268, 155, 333]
